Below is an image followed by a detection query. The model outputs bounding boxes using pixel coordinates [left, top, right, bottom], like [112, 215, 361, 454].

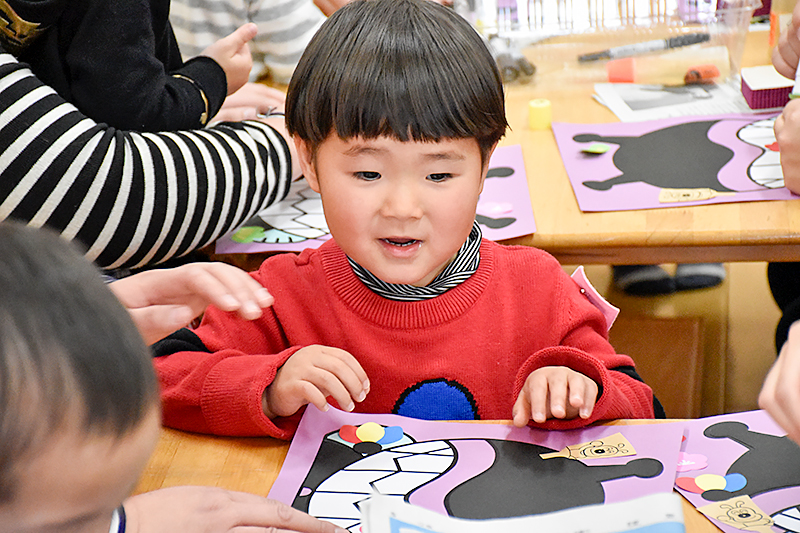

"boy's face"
[298, 135, 492, 287]
[0, 405, 160, 533]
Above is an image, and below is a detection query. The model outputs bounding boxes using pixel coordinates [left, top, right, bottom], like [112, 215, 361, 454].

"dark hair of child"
[285, 0, 508, 165]
[0, 223, 158, 502]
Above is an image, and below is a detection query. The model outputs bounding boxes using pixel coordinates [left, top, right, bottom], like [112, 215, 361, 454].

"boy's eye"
[427, 173, 452, 183]
[355, 171, 380, 181]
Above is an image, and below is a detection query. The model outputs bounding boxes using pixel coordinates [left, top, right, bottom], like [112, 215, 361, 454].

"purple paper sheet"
[552, 114, 799, 212]
[269, 407, 683, 521]
[675, 410, 800, 533]
[215, 145, 535, 254]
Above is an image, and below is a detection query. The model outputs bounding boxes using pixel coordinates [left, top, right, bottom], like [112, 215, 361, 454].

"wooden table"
[500, 29, 800, 265]
[134, 423, 720, 533]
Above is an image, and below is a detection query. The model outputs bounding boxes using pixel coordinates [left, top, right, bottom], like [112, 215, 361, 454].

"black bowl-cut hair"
[286, 0, 508, 164]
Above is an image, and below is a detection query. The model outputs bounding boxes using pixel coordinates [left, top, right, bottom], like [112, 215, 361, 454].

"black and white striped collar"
[348, 221, 482, 301]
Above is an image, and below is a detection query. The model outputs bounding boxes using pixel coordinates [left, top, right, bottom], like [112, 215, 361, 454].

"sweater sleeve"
[512, 263, 655, 429]
[0, 48, 292, 270]
[64, 0, 226, 131]
[513, 346, 656, 430]
[152, 299, 303, 438]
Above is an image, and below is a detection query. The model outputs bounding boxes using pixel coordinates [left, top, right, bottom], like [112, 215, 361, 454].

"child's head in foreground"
[0, 223, 160, 533]
[286, 0, 508, 287]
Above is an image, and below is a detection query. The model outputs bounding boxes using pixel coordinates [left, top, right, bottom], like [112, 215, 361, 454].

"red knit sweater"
[154, 239, 655, 438]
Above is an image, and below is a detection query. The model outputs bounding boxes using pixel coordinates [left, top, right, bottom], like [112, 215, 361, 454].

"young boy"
[0, 222, 342, 533]
[153, 0, 658, 439]
[0, 0, 254, 131]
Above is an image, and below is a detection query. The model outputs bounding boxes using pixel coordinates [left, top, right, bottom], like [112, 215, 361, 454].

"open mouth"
[382, 238, 419, 247]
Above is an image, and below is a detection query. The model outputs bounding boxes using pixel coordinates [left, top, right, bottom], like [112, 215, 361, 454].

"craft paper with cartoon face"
[292, 423, 663, 531]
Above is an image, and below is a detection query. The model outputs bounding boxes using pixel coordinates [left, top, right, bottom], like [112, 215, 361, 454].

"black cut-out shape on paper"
[486, 166, 514, 179]
[476, 214, 515, 229]
[444, 439, 663, 519]
[574, 120, 734, 193]
[700, 421, 800, 502]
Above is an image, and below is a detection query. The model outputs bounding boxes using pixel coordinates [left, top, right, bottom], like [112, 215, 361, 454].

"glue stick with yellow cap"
[528, 98, 552, 130]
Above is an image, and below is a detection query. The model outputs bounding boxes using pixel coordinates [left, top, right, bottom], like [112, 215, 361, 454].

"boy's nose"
[380, 183, 423, 219]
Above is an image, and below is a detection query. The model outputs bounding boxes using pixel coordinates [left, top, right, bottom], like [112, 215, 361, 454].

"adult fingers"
[771, 325, 800, 442]
[227, 23, 258, 49]
[230, 494, 345, 532]
[128, 305, 196, 345]
[224, 83, 286, 110]
[178, 263, 273, 319]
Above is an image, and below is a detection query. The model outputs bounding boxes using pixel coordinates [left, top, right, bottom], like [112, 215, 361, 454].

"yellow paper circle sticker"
[694, 474, 727, 491]
[355, 422, 385, 443]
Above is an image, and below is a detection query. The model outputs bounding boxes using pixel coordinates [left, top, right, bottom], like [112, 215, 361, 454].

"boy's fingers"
[512, 392, 530, 427]
[528, 374, 549, 423]
[546, 373, 568, 420]
[297, 380, 331, 414]
[321, 346, 370, 395]
[304, 365, 359, 412]
[579, 378, 598, 419]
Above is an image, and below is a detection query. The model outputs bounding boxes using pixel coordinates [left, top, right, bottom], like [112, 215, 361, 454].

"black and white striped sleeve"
[0, 51, 292, 270]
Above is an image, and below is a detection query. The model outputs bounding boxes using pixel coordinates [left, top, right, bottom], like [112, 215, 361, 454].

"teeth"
[386, 238, 416, 247]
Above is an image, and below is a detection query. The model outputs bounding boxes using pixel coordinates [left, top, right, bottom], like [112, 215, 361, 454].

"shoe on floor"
[612, 265, 676, 296]
[674, 263, 725, 291]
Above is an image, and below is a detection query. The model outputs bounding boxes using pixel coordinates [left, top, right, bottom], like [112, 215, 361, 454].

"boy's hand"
[263, 345, 370, 418]
[200, 23, 257, 96]
[512, 366, 598, 427]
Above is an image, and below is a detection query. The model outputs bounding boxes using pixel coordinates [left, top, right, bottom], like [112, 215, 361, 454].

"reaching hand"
[772, 1, 800, 80]
[200, 23, 257, 96]
[123, 486, 347, 533]
[512, 366, 598, 427]
[760, 321, 800, 445]
[213, 82, 287, 123]
[263, 345, 370, 418]
[110, 262, 273, 345]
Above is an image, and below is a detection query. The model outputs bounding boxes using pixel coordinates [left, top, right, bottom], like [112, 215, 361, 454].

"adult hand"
[773, 1, 800, 80]
[263, 345, 369, 418]
[214, 83, 287, 123]
[775, 100, 800, 194]
[760, 321, 800, 445]
[123, 486, 347, 533]
[512, 366, 598, 427]
[201, 23, 257, 96]
[109, 263, 273, 345]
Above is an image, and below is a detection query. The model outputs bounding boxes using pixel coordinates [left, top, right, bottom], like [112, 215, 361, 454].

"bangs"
[286, 0, 507, 154]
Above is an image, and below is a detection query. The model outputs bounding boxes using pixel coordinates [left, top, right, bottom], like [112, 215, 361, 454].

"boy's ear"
[479, 142, 500, 194]
[294, 137, 320, 193]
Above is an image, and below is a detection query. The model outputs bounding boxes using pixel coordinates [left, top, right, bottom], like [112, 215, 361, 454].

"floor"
[562, 263, 781, 417]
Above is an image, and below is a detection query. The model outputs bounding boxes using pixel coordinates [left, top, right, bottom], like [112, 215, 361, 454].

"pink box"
[741, 65, 793, 109]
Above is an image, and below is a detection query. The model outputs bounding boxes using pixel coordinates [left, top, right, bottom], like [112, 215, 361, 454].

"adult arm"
[123, 486, 345, 533]
[0, 49, 293, 270]
[63, 0, 227, 131]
